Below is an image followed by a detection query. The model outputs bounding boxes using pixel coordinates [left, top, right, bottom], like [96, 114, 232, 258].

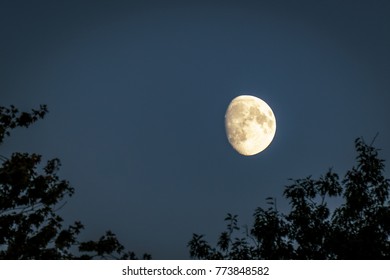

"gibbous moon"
[225, 95, 276, 156]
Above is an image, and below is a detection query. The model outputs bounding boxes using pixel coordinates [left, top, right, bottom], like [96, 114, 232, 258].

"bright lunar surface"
[225, 95, 276, 156]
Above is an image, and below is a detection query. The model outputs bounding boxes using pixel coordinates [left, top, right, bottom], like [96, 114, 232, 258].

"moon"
[225, 95, 276, 156]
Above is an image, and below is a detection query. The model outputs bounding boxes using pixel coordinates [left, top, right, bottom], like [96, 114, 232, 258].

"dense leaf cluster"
[188, 138, 390, 259]
[0, 105, 150, 259]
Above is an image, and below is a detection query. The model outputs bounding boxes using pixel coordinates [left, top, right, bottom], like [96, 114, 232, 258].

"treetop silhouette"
[188, 136, 390, 259]
[0, 105, 150, 259]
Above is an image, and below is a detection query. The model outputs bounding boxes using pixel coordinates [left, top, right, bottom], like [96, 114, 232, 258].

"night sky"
[1, 0, 390, 259]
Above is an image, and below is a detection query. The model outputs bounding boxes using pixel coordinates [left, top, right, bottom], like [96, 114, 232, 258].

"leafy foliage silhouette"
[188, 137, 390, 259]
[0, 105, 151, 259]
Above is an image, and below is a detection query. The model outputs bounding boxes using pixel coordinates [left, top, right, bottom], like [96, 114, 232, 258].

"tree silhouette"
[188, 137, 390, 259]
[0, 105, 151, 259]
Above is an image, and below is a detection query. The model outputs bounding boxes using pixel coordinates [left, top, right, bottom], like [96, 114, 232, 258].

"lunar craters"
[225, 95, 276, 156]
[225, 103, 247, 144]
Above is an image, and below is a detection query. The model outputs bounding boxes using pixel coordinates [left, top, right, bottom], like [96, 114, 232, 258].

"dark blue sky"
[1, 0, 390, 259]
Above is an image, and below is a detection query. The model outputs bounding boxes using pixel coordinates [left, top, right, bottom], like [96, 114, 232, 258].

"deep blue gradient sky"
[1, 0, 390, 259]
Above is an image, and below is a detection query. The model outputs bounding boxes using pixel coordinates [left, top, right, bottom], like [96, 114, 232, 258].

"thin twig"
[54, 201, 68, 212]
[370, 132, 379, 147]
[0, 154, 8, 161]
